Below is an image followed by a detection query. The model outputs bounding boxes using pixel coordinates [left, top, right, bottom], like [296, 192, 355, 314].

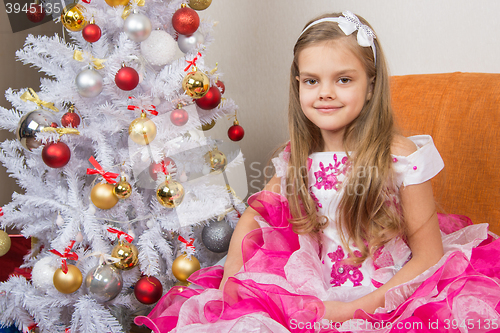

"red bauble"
[134, 276, 163, 304]
[228, 123, 245, 141]
[82, 23, 102, 43]
[115, 66, 139, 91]
[170, 108, 189, 126]
[172, 6, 199, 35]
[61, 112, 81, 128]
[42, 142, 71, 168]
[195, 86, 221, 110]
[216, 80, 225, 95]
[26, 4, 45, 23]
[149, 157, 176, 180]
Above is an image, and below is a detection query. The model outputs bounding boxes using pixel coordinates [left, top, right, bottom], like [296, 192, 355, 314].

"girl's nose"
[319, 84, 335, 100]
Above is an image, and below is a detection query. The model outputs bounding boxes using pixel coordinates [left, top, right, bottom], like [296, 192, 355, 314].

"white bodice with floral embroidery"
[272, 135, 445, 296]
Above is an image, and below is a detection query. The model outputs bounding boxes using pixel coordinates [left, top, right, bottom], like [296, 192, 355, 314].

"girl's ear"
[366, 77, 375, 101]
[295, 76, 300, 82]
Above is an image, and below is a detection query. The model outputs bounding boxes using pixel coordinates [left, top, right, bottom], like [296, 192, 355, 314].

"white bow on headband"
[298, 11, 377, 62]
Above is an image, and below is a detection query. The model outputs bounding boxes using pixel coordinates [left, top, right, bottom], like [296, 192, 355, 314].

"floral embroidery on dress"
[313, 154, 348, 191]
[328, 246, 364, 287]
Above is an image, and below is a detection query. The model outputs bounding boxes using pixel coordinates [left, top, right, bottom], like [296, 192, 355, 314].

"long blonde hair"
[285, 13, 404, 263]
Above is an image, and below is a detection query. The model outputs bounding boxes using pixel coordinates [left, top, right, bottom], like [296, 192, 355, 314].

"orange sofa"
[391, 72, 500, 235]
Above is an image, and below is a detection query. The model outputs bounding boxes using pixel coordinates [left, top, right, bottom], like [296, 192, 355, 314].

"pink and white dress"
[135, 135, 500, 333]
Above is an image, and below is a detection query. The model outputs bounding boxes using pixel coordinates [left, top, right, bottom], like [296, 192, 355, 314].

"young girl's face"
[296, 40, 372, 150]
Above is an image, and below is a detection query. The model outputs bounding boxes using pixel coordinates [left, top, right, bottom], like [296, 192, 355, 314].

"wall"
[1, 0, 499, 206]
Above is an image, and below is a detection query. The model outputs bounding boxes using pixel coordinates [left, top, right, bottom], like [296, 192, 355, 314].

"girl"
[136, 11, 500, 332]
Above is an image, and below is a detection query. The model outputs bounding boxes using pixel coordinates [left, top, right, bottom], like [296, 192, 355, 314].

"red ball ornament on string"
[195, 86, 221, 110]
[216, 80, 225, 95]
[82, 23, 102, 43]
[61, 108, 80, 128]
[149, 157, 176, 180]
[42, 142, 71, 168]
[172, 4, 200, 35]
[134, 276, 163, 304]
[26, 3, 45, 23]
[115, 66, 139, 91]
[170, 105, 189, 126]
[228, 121, 245, 141]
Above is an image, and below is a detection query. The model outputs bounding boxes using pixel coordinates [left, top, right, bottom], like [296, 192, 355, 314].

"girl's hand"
[323, 300, 356, 323]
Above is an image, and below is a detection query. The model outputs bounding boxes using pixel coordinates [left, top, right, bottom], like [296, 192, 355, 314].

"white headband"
[298, 11, 377, 63]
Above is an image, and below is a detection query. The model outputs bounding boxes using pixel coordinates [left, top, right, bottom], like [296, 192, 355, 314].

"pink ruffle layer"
[135, 191, 500, 333]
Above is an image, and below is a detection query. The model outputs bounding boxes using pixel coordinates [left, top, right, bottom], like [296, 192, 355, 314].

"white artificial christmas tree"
[0, 0, 246, 332]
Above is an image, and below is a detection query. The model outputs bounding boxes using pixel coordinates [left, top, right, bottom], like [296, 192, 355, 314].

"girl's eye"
[338, 78, 351, 84]
[304, 79, 318, 85]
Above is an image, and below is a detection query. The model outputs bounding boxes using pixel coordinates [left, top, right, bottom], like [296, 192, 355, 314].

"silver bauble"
[202, 219, 234, 253]
[75, 68, 103, 98]
[85, 264, 123, 302]
[140, 30, 177, 66]
[124, 13, 152, 42]
[16, 110, 58, 151]
[177, 31, 205, 54]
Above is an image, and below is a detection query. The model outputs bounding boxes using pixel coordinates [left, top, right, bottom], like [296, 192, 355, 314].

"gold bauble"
[113, 176, 132, 199]
[182, 70, 210, 99]
[129, 113, 157, 145]
[205, 147, 227, 172]
[172, 254, 200, 282]
[91, 182, 119, 210]
[61, 4, 87, 32]
[188, 0, 212, 10]
[0, 230, 11, 257]
[53, 264, 83, 294]
[201, 119, 216, 131]
[111, 241, 139, 270]
[156, 177, 185, 208]
[105, 0, 130, 6]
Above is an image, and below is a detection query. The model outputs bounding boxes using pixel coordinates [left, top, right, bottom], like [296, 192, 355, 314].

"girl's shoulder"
[391, 135, 444, 187]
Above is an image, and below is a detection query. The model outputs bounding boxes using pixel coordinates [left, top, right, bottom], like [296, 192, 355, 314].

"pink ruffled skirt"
[135, 191, 500, 332]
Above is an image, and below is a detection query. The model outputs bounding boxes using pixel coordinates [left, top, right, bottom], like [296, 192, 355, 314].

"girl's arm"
[219, 175, 282, 290]
[324, 138, 444, 322]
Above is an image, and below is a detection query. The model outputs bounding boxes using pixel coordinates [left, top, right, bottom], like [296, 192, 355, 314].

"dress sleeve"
[392, 135, 444, 187]
[271, 142, 290, 179]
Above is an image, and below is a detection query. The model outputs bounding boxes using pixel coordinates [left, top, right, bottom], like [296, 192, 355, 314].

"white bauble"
[31, 257, 58, 290]
[140, 30, 177, 66]
[124, 13, 152, 42]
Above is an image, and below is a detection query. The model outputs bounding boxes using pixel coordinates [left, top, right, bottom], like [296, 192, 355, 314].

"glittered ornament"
[105, 0, 129, 7]
[42, 142, 71, 168]
[0, 230, 11, 257]
[85, 264, 123, 302]
[113, 176, 132, 199]
[91, 182, 119, 210]
[129, 112, 157, 145]
[172, 4, 199, 36]
[170, 104, 189, 126]
[156, 175, 185, 208]
[205, 147, 227, 172]
[53, 264, 82, 294]
[202, 219, 234, 253]
[82, 23, 102, 43]
[195, 86, 221, 110]
[111, 241, 139, 270]
[16, 110, 58, 151]
[188, 0, 212, 11]
[201, 119, 216, 131]
[26, 3, 45, 23]
[61, 106, 80, 128]
[216, 80, 225, 94]
[61, 4, 87, 32]
[76, 68, 103, 98]
[141, 30, 176, 66]
[124, 13, 152, 42]
[228, 120, 245, 141]
[134, 276, 163, 304]
[172, 254, 200, 282]
[182, 69, 209, 99]
[115, 66, 139, 91]
[31, 257, 57, 289]
[149, 157, 176, 181]
[177, 31, 204, 54]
